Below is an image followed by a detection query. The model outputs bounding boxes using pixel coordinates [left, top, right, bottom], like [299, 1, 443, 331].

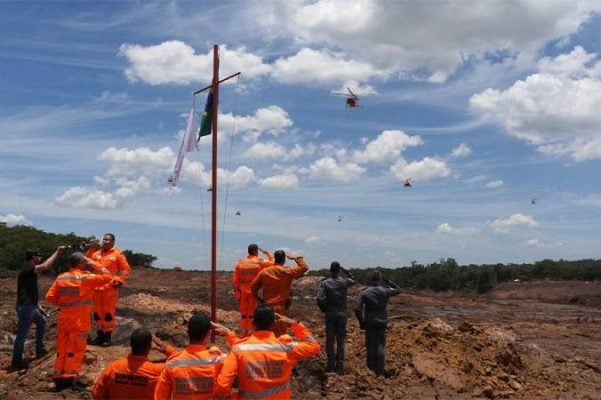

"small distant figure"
[316, 261, 357, 374]
[354, 271, 401, 376]
[337, 216, 343, 222]
[12, 246, 67, 370]
[531, 197, 538, 205]
[332, 87, 362, 109]
[236, 210, 241, 216]
[404, 178, 413, 188]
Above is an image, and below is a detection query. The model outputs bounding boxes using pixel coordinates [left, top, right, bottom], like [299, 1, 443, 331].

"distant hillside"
[0, 223, 157, 274]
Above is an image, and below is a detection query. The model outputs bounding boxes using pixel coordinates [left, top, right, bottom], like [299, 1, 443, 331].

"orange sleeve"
[215, 351, 237, 398]
[250, 271, 263, 300]
[232, 263, 241, 292]
[153, 366, 172, 400]
[288, 257, 309, 278]
[116, 250, 131, 283]
[45, 280, 59, 305]
[92, 363, 114, 399]
[288, 322, 320, 361]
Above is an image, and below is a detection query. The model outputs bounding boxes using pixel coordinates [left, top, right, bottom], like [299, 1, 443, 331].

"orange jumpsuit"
[154, 343, 228, 400]
[216, 322, 320, 400]
[233, 252, 273, 337]
[250, 258, 308, 336]
[89, 247, 130, 333]
[92, 347, 175, 400]
[45, 266, 112, 380]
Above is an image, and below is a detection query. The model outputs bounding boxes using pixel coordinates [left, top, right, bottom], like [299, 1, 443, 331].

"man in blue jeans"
[12, 246, 66, 369]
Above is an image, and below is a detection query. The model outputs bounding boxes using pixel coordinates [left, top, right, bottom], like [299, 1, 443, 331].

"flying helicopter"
[404, 178, 413, 188]
[337, 216, 343, 222]
[236, 210, 241, 216]
[531, 197, 538, 205]
[332, 87, 362, 109]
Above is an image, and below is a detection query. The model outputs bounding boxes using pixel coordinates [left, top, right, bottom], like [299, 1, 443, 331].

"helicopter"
[404, 178, 413, 188]
[337, 216, 343, 222]
[332, 87, 361, 108]
[236, 210, 241, 216]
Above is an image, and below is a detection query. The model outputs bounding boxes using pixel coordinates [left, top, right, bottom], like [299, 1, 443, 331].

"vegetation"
[309, 257, 601, 293]
[0, 223, 157, 274]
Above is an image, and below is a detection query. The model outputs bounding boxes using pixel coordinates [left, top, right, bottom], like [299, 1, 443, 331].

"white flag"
[169, 100, 198, 186]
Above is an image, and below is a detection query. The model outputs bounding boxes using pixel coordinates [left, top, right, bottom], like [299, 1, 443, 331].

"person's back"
[216, 304, 320, 400]
[93, 327, 174, 399]
[154, 312, 225, 399]
[318, 276, 355, 314]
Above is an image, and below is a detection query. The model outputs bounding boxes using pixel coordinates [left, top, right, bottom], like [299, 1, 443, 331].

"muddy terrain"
[1, 267, 601, 399]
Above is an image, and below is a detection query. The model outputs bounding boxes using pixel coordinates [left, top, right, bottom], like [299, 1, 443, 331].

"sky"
[1, 1, 601, 270]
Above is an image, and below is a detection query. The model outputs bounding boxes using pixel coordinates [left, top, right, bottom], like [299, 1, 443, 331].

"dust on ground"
[1, 268, 601, 399]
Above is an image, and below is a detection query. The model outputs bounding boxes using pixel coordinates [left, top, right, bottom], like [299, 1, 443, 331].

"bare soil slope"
[1, 268, 601, 399]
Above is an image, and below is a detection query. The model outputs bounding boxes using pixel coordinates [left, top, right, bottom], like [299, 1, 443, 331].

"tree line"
[309, 257, 601, 293]
[0, 223, 156, 275]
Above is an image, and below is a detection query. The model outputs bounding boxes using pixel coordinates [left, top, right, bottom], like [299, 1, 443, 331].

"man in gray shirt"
[316, 261, 356, 374]
[354, 271, 401, 376]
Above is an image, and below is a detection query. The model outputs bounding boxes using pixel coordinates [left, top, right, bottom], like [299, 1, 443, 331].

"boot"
[90, 331, 104, 346]
[102, 331, 112, 347]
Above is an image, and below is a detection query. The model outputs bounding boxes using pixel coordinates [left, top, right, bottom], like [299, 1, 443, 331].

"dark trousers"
[365, 325, 386, 375]
[12, 303, 46, 364]
[325, 312, 347, 371]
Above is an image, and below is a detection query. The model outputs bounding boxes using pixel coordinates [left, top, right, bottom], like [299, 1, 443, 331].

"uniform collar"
[251, 330, 276, 340]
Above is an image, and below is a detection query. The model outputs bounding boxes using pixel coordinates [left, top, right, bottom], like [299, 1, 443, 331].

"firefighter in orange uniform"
[154, 312, 236, 399]
[250, 250, 308, 336]
[89, 233, 131, 347]
[215, 304, 320, 400]
[92, 327, 175, 399]
[45, 252, 113, 391]
[233, 244, 273, 337]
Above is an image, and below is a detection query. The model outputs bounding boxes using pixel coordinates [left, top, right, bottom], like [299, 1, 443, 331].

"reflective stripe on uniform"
[57, 276, 87, 281]
[60, 299, 92, 308]
[167, 357, 223, 368]
[235, 343, 293, 352]
[241, 380, 290, 399]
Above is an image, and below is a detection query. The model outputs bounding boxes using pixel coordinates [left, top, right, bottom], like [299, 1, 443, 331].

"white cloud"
[436, 223, 480, 236]
[490, 213, 539, 233]
[353, 130, 423, 164]
[526, 238, 563, 249]
[98, 146, 174, 177]
[0, 213, 32, 226]
[219, 166, 257, 190]
[259, 173, 299, 189]
[304, 236, 321, 244]
[252, 0, 601, 82]
[55, 187, 119, 210]
[577, 194, 601, 207]
[390, 157, 451, 182]
[470, 46, 601, 161]
[450, 143, 471, 158]
[308, 157, 365, 182]
[120, 41, 271, 85]
[271, 48, 383, 84]
[220, 106, 293, 142]
[485, 180, 504, 189]
[243, 142, 287, 160]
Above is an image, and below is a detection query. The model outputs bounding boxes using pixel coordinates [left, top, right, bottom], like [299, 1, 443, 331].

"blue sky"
[1, 1, 601, 270]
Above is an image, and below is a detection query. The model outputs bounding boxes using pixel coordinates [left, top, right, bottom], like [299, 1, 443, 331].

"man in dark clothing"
[316, 261, 356, 373]
[12, 246, 66, 369]
[354, 271, 401, 376]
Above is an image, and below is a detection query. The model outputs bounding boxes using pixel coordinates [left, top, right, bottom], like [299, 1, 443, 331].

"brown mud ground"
[1, 268, 601, 399]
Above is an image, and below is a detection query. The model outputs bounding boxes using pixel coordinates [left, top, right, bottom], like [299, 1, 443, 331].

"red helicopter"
[403, 178, 413, 188]
[332, 87, 361, 108]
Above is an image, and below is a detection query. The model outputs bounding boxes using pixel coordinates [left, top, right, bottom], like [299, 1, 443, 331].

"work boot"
[90, 331, 104, 346]
[36, 348, 48, 359]
[102, 332, 112, 347]
[9, 360, 28, 371]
